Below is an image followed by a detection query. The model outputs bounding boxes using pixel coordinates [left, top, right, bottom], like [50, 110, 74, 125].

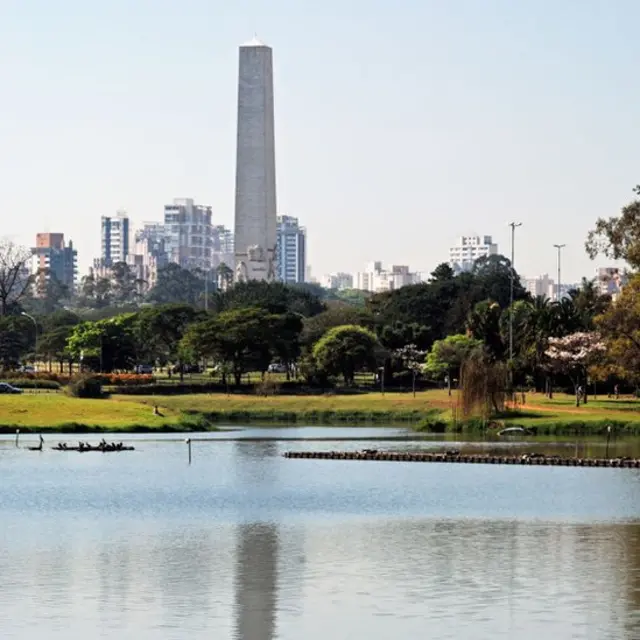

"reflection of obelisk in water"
[233, 440, 278, 640]
[233, 36, 277, 283]
[234, 522, 278, 640]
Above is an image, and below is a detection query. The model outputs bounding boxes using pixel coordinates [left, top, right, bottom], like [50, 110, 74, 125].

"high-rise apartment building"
[163, 198, 213, 271]
[212, 225, 235, 270]
[275, 215, 306, 284]
[449, 235, 498, 273]
[100, 211, 130, 266]
[233, 37, 277, 282]
[127, 223, 168, 291]
[524, 274, 555, 299]
[31, 233, 78, 292]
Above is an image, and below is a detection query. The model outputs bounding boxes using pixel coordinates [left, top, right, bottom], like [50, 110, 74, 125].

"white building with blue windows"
[275, 215, 306, 284]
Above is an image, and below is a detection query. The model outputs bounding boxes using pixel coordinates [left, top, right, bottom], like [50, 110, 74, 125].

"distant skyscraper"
[233, 37, 277, 282]
[275, 215, 306, 283]
[163, 198, 213, 271]
[212, 225, 235, 270]
[31, 233, 77, 292]
[449, 235, 498, 273]
[100, 211, 129, 266]
[127, 223, 168, 291]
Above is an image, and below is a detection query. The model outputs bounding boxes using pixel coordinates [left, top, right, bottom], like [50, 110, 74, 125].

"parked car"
[267, 363, 288, 374]
[19, 365, 35, 374]
[0, 382, 23, 394]
[135, 364, 154, 374]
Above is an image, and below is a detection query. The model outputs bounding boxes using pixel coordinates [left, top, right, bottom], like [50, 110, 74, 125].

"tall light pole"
[508, 222, 522, 392]
[553, 244, 566, 301]
[204, 269, 209, 312]
[21, 312, 38, 372]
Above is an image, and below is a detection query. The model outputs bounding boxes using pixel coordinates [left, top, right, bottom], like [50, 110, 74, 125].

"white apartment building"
[275, 215, 306, 284]
[449, 235, 498, 273]
[163, 198, 213, 272]
[354, 262, 419, 293]
[524, 274, 555, 299]
[322, 272, 354, 290]
[99, 210, 130, 267]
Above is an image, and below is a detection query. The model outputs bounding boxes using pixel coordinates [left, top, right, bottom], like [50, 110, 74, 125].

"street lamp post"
[553, 244, 566, 301]
[204, 268, 209, 312]
[508, 222, 522, 393]
[21, 312, 38, 372]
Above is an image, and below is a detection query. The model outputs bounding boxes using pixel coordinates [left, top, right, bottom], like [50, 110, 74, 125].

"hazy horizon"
[1, 0, 636, 282]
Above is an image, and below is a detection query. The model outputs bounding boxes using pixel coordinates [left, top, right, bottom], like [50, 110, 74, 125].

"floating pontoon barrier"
[283, 450, 640, 468]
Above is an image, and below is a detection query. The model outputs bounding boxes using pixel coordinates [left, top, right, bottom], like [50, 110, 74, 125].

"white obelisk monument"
[233, 36, 277, 282]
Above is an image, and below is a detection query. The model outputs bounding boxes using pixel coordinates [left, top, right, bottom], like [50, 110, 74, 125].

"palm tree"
[216, 262, 234, 291]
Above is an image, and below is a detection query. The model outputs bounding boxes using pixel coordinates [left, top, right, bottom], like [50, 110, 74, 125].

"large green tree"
[313, 325, 381, 385]
[147, 264, 206, 307]
[135, 304, 201, 371]
[217, 281, 325, 317]
[66, 314, 138, 372]
[301, 304, 374, 351]
[424, 333, 483, 395]
[586, 184, 640, 269]
[182, 307, 301, 385]
[0, 314, 32, 368]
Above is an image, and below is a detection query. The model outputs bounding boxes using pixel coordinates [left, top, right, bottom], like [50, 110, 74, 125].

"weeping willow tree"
[459, 350, 507, 421]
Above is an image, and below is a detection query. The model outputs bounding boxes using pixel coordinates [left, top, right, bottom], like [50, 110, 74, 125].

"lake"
[1, 426, 640, 639]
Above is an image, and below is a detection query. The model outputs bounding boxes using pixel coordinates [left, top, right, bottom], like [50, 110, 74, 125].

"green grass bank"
[2, 389, 640, 434]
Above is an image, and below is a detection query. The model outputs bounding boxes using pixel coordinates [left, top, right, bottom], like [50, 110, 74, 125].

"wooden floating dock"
[283, 450, 640, 469]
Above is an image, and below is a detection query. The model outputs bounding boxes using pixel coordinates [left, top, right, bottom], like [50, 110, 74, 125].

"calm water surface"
[1, 427, 640, 639]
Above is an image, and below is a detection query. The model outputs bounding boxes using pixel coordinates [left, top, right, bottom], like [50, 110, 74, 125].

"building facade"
[596, 267, 627, 298]
[322, 272, 354, 290]
[449, 235, 498, 273]
[275, 215, 306, 284]
[524, 274, 555, 299]
[100, 211, 129, 266]
[31, 233, 77, 292]
[233, 37, 277, 282]
[212, 225, 235, 271]
[354, 261, 419, 293]
[163, 198, 213, 271]
[126, 223, 168, 291]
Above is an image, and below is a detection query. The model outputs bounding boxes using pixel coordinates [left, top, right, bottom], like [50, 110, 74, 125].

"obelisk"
[233, 36, 277, 282]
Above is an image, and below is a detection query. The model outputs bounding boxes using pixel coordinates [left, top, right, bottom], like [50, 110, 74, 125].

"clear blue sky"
[1, 0, 638, 283]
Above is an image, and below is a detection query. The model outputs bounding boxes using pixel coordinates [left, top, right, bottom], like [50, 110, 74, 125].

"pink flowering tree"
[545, 332, 606, 406]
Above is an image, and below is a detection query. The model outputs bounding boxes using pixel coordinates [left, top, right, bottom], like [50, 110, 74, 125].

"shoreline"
[2, 390, 640, 435]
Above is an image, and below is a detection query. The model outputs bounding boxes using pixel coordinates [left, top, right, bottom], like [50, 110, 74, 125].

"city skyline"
[2, 1, 636, 281]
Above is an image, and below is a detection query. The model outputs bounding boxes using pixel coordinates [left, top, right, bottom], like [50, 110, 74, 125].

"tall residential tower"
[233, 37, 277, 282]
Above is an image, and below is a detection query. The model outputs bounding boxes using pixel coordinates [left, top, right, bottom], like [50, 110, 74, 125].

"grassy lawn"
[134, 391, 435, 414]
[0, 394, 183, 431]
[2, 388, 640, 432]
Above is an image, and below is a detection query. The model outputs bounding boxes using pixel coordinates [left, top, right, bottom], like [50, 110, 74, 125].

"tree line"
[3, 183, 640, 394]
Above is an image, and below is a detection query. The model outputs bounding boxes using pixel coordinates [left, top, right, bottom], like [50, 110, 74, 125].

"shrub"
[94, 373, 156, 386]
[0, 371, 72, 384]
[66, 376, 105, 399]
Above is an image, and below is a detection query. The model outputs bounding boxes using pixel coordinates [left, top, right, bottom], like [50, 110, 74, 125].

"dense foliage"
[6, 179, 640, 394]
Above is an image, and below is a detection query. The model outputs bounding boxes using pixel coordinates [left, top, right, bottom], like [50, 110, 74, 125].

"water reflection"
[3, 435, 640, 638]
[234, 523, 278, 640]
